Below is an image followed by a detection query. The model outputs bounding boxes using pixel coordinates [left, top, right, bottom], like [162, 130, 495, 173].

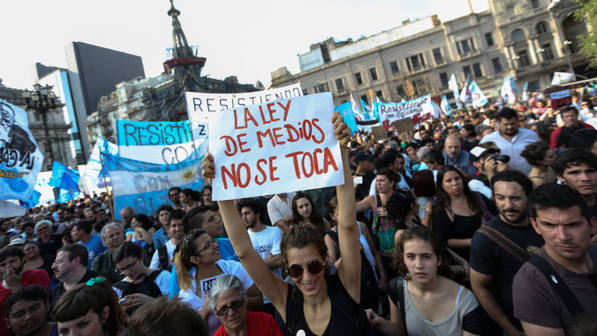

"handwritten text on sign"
[208, 93, 344, 201]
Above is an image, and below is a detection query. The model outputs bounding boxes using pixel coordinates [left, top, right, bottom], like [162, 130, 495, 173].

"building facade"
[271, 0, 590, 106]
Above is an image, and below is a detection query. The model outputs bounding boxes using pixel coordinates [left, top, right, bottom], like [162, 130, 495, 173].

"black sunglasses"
[215, 299, 244, 317]
[286, 260, 325, 278]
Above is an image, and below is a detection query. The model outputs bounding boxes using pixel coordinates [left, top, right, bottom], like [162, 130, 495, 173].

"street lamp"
[22, 84, 63, 169]
[563, 40, 575, 80]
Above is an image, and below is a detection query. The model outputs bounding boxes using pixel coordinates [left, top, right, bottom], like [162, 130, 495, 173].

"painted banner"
[208, 93, 344, 201]
[118, 138, 208, 165]
[0, 100, 44, 201]
[185, 83, 303, 131]
[101, 152, 205, 219]
[377, 94, 433, 130]
[116, 119, 198, 146]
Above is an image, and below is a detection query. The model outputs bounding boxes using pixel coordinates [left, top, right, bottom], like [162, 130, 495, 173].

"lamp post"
[21, 84, 63, 170]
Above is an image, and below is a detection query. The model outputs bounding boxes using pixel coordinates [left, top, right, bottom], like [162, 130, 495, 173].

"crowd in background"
[2, 87, 597, 336]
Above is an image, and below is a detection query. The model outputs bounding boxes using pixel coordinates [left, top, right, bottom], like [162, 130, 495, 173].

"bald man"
[120, 206, 134, 227]
[443, 135, 478, 177]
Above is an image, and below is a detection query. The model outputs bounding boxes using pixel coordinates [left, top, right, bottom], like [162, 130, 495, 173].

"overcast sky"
[0, 0, 489, 90]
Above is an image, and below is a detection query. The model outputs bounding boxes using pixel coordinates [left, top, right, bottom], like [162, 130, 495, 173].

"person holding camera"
[468, 143, 510, 199]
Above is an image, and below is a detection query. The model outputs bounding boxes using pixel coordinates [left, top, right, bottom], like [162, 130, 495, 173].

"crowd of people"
[2, 89, 597, 336]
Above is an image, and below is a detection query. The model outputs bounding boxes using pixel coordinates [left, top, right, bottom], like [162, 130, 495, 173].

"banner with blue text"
[116, 119, 197, 146]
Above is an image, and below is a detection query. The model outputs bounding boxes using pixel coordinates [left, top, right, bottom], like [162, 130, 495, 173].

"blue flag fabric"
[441, 95, 452, 116]
[334, 101, 358, 135]
[49, 161, 80, 202]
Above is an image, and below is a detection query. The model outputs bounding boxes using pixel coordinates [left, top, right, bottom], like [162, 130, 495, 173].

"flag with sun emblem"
[101, 151, 205, 219]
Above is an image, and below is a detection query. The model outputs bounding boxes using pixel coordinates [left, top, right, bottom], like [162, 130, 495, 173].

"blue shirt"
[79, 234, 106, 268]
[443, 150, 478, 177]
[153, 227, 168, 249]
[480, 128, 539, 175]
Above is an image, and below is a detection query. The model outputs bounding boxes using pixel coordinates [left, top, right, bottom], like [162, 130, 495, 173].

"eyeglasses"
[197, 238, 217, 254]
[286, 260, 325, 278]
[168, 192, 179, 197]
[117, 259, 139, 272]
[215, 300, 244, 317]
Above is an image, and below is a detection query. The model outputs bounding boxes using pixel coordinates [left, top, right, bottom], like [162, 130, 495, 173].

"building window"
[456, 38, 475, 56]
[511, 29, 526, 43]
[412, 79, 428, 96]
[517, 50, 531, 67]
[531, 0, 540, 9]
[492, 57, 503, 73]
[390, 61, 399, 74]
[369, 68, 379, 81]
[485, 33, 494, 46]
[536, 21, 549, 35]
[375, 90, 383, 100]
[432, 48, 444, 64]
[473, 63, 483, 78]
[361, 95, 369, 105]
[335, 78, 345, 93]
[302, 88, 309, 95]
[541, 43, 555, 61]
[439, 72, 449, 88]
[396, 85, 406, 98]
[314, 83, 329, 93]
[463, 65, 472, 78]
[406, 53, 425, 72]
[355, 72, 363, 85]
[506, 4, 514, 16]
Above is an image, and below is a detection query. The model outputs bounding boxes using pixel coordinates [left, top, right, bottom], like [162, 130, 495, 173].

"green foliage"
[576, 0, 597, 68]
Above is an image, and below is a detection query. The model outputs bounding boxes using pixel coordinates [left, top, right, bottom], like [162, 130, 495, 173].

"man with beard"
[150, 210, 185, 271]
[550, 106, 593, 149]
[50, 244, 98, 307]
[237, 198, 283, 315]
[5, 286, 57, 336]
[168, 187, 182, 210]
[481, 108, 539, 174]
[469, 170, 544, 336]
[0, 246, 50, 335]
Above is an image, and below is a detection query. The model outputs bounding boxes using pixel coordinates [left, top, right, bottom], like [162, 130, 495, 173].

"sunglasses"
[215, 300, 244, 317]
[286, 260, 325, 278]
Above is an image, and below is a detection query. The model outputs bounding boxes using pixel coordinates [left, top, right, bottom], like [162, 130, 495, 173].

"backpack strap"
[477, 225, 531, 264]
[388, 276, 407, 335]
[157, 246, 171, 271]
[527, 254, 586, 318]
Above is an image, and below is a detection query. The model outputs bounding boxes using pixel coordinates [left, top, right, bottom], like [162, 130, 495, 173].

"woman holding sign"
[204, 112, 376, 336]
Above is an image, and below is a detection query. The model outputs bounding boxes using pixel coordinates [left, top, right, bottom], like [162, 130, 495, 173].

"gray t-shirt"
[400, 279, 481, 336]
[513, 245, 597, 333]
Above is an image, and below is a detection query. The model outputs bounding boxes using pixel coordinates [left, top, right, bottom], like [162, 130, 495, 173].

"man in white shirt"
[266, 192, 295, 229]
[150, 210, 185, 270]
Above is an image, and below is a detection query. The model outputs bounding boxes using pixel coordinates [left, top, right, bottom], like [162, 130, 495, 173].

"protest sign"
[118, 138, 208, 165]
[334, 101, 357, 134]
[185, 83, 303, 131]
[0, 100, 44, 202]
[208, 93, 344, 201]
[371, 126, 387, 140]
[377, 95, 433, 130]
[550, 89, 572, 109]
[101, 152, 205, 219]
[393, 118, 414, 134]
[116, 119, 198, 146]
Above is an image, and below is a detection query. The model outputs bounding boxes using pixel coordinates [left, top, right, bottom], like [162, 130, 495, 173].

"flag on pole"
[470, 81, 489, 108]
[350, 94, 367, 121]
[372, 96, 381, 121]
[448, 74, 459, 101]
[49, 161, 81, 203]
[360, 98, 372, 120]
[521, 82, 529, 102]
[431, 100, 442, 118]
[441, 95, 452, 115]
[501, 75, 517, 105]
[459, 76, 471, 104]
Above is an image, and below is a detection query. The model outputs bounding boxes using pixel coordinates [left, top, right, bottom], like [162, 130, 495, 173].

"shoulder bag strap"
[528, 254, 586, 318]
[388, 276, 407, 335]
[477, 225, 530, 264]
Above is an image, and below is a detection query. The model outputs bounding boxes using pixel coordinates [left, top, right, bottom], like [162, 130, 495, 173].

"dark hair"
[552, 149, 597, 175]
[57, 244, 89, 267]
[496, 107, 518, 121]
[491, 170, 534, 195]
[422, 149, 445, 165]
[387, 189, 416, 225]
[528, 183, 591, 220]
[21, 221, 34, 229]
[113, 241, 144, 264]
[168, 209, 186, 226]
[126, 297, 208, 336]
[168, 187, 181, 194]
[374, 153, 396, 170]
[5, 285, 48, 318]
[281, 224, 327, 261]
[181, 189, 202, 202]
[376, 168, 400, 184]
[236, 198, 265, 219]
[173, 230, 208, 291]
[435, 166, 477, 214]
[462, 124, 476, 137]
[393, 226, 452, 279]
[291, 192, 326, 232]
[569, 129, 597, 151]
[132, 214, 154, 231]
[0, 246, 24, 263]
[559, 105, 579, 116]
[156, 205, 173, 217]
[412, 170, 436, 198]
[74, 220, 94, 234]
[533, 122, 552, 144]
[52, 279, 127, 336]
[182, 205, 217, 234]
[521, 141, 551, 166]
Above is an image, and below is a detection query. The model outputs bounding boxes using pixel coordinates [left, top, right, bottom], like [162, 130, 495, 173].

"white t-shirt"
[266, 193, 295, 225]
[149, 239, 176, 269]
[113, 269, 171, 297]
[248, 225, 283, 278]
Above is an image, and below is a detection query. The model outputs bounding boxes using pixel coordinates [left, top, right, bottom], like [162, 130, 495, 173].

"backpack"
[388, 276, 408, 335]
[157, 245, 172, 271]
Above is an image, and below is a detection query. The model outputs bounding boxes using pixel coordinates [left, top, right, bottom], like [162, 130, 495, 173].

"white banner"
[185, 83, 303, 130]
[118, 138, 207, 165]
[377, 94, 433, 129]
[208, 93, 344, 201]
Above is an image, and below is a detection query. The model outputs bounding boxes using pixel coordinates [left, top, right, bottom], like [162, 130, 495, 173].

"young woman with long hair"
[290, 191, 330, 232]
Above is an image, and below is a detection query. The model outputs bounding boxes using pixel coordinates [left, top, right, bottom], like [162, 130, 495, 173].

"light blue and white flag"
[440, 95, 452, 115]
[470, 81, 489, 108]
[360, 98, 373, 120]
[101, 150, 207, 219]
[0, 100, 44, 202]
[459, 76, 471, 105]
[521, 82, 530, 102]
[335, 101, 358, 135]
[350, 94, 367, 121]
[371, 96, 381, 121]
[49, 161, 80, 203]
[501, 75, 517, 105]
[448, 74, 459, 102]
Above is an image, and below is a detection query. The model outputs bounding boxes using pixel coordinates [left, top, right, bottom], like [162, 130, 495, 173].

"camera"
[490, 154, 510, 163]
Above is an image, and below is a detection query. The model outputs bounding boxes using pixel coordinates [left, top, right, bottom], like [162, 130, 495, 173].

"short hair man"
[353, 151, 376, 201]
[513, 184, 597, 335]
[150, 209, 185, 271]
[468, 144, 509, 199]
[168, 187, 182, 209]
[568, 129, 597, 155]
[0, 247, 50, 335]
[72, 220, 106, 266]
[481, 107, 539, 174]
[91, 222, 125, 283]
[442, 135, 478, 177]
[182, 205, 237, 261]
[469, 171, 543, 336]
[550, 106, 594, 149]
[5, 286, 56, 336]
[120, 206, 135, 227]
[50, 244, 99, 307]
[553, 149, 597, 220]
[125, 297, 208, 336]
[114, 242, 171, 315]
[34, 219, 61, 260]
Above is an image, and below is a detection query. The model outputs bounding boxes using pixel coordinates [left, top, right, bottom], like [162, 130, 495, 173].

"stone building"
[270, 0, 590, 106]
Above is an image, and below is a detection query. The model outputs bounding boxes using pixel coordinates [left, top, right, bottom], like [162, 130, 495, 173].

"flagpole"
[99, 153, 115, 222]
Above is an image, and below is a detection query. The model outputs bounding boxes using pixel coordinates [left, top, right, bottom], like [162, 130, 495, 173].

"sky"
[0, 0, 489, 90]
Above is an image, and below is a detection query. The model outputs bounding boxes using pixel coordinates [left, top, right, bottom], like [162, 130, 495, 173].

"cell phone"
[119, 297, 128, 304]
[353, 176, 363, 185]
